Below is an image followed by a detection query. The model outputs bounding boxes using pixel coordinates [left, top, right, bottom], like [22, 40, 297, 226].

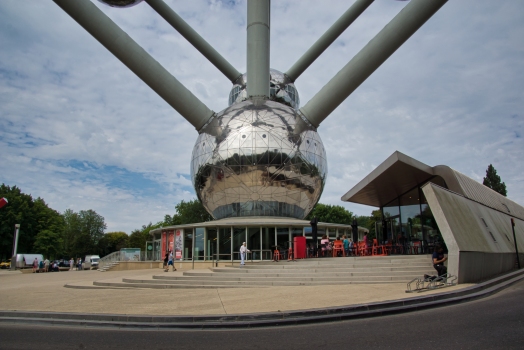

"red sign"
[0, 198, 7, 209]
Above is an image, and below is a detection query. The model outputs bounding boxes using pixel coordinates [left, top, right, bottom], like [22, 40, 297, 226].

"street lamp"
[11, 224, 20, 270]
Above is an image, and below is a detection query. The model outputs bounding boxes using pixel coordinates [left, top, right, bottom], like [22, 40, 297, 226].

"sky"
[1, 0, 523, 234]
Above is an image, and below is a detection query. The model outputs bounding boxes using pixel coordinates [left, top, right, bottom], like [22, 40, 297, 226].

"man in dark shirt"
[432, 246, 448, 276]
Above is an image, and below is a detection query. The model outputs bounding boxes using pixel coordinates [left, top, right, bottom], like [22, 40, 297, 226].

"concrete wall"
[422, 183, 523, 283]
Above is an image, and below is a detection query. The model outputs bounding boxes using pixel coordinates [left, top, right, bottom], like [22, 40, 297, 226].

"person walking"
[240, 242, 250, 266]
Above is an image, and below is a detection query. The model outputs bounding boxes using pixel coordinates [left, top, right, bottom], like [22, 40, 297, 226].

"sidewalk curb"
[1, 269, 523, 329]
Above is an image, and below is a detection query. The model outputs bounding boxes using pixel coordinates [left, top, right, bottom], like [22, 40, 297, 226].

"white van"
[84, 255, 100, 270]
[15, 254, 44, 269]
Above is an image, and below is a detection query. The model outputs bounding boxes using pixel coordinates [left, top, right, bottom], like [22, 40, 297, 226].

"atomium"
[58, 0, 446, 221]
[191, 99, 327, 220]
[97, 0, 143, 8]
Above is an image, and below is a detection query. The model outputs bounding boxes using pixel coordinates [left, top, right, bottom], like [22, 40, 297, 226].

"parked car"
[58, 259, 70, 268]
[0, 259, 11, 269]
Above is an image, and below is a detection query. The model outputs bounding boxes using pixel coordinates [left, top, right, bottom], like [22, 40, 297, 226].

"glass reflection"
[191, 99, 327, 220]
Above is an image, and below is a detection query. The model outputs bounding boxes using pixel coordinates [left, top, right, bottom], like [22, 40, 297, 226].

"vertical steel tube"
[145, 0, 242, 83]
[53, 0, 214, 130]
[299, 0, 447, 127]
[247, 0, 270, 100]
[285, 0, 374, 82]
[10, 224, 20, 270]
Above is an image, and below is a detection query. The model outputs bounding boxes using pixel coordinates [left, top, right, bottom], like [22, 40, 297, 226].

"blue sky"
[1, 0, 523, 234]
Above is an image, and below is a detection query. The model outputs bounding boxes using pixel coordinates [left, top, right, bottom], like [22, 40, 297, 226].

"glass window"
[248, 227, 261, 260]
[232, 227, 246, 260]
[277, 227, 290, 249]
[183, 230, 193, 260]
[400, 188, 422, 242]
[218, 227, 231, 260]
[383, 198, 400, 218]
[261, 227, 274, 260]
[194, 228, 205, 261]
[206, 228, 217, 260]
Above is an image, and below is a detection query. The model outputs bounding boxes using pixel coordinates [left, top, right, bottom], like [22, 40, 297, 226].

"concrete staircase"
[93, 255, 435, 288]
[97, 262, 119, 272]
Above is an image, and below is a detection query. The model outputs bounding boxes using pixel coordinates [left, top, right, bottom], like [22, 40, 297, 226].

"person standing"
[69, 258, 74, 271]
[44, 257, 50, 273]
[240, 242, 250, 266]
[343, 235, 350, 257]
[32, 258, 38, 273]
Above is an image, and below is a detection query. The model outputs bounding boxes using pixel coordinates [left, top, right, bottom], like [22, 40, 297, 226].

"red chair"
[358, 241, 370, 256]
[372, 239, 387, 256]
[411, 241, 422, 255]
[332, 241, 345, 257]
[287, 247, 294, 261]
[273, 250, 280, 262]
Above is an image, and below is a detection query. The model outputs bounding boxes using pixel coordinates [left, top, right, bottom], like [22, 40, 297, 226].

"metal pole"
[299, 0, 448, 127]
[10, 224, 20, 270]
[247, 0, 270, 100]
[511, 218, 520, 269]
[53, 0, 215, 131]
[285, 0, 374, 82]
[192, 228, 195, 270]
[145, 0, 241, 83]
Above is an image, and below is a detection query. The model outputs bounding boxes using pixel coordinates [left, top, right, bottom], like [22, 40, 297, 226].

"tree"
[33, 229, 63, 260]
[305, 203, 353, 225]
[98, 231, 129, 257]
[483, 164, 507, 196]
[129, 222, 162, 250]
[62, 209, 107, 258]
[165, 199, 213, 225]
[0, 184, 63, 260]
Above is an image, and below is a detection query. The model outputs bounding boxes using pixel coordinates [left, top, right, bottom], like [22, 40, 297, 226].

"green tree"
[62, 209, 107, 258]
[98, 231, 129, 256]
[165, 199, 213, 225]
[33, 229, 63, 259]
[305, 203, 353, 225]
[128, 222, 162, 250]
[0, 184, 63, 260]
[483, 164, 507, 196]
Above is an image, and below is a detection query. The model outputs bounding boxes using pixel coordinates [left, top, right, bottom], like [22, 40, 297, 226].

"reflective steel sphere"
[191, 100, 327, 220]
[97, 0, 144, 8]
[229, 69, 300, 110]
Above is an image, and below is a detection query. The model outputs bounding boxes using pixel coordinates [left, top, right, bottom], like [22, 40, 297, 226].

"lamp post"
[11, 224, 20, 270]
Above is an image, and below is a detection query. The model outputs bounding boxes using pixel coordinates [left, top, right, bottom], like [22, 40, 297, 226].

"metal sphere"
[97, 0, 144, 8]
[191, 100, 327, 220]
[228, 69, 300, 110]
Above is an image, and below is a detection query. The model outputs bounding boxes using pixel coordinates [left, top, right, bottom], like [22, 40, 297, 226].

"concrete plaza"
[0, 266, 473, 316]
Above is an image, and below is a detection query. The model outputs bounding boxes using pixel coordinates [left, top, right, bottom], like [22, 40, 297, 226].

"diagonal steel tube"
[299, 0, 448, 128]
[247, 0, 270, 100]
[285, 0, 374, 83]
[54, 0, 214, 131]
[145, 0, 242, 83]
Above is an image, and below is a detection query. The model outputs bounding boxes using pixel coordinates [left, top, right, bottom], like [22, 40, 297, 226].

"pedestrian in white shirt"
[240, 242, 250, 266]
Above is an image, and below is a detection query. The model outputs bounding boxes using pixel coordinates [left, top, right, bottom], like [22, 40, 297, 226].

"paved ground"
[0, 267, 473, 316]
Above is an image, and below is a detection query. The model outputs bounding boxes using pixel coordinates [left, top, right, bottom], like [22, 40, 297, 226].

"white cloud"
[0, 0, 522, 233]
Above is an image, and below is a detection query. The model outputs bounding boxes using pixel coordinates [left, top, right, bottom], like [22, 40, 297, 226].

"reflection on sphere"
[191, 100, 327, 220]
[97, 0, 144, 8]
[229, 69, 300, 110]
